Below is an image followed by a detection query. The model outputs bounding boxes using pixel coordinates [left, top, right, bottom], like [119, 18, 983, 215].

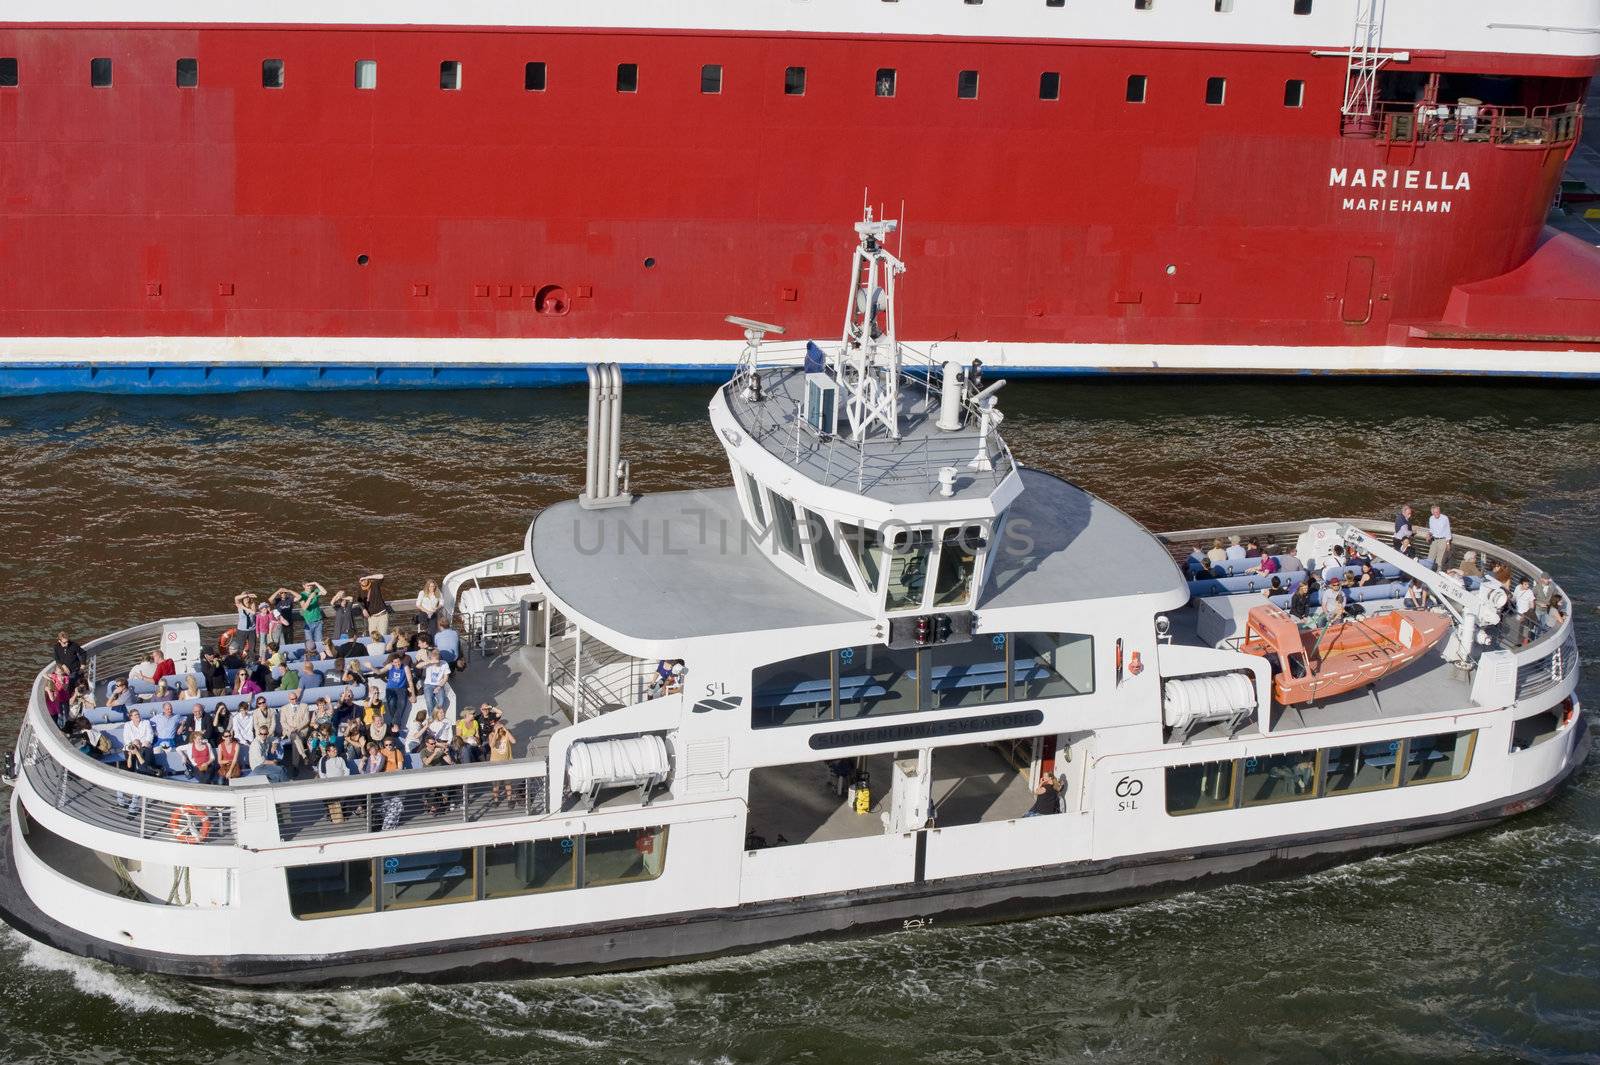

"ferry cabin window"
[1047, 0, 1065, 6]
[875, 68, 897, 98]
[1166, 761, 1236, 815]
[1039, 72, 1061, 101]
[1205, 77, 1226, 106]
[525, 61, 547, 91]
[483, 837, 575, 898]
[1135, 0, 1154, 9]
[617, 63, 639, 93]
[176, 58, 198, 88]
[784, 66, 806, 95]
[1402, 732, 1475, 785]
[91, 58, 112, 88]
[287, 859, 375, 919]
[262, 59, 285, 89]
[885, 528, 932, 611]
[1239, 750, 1318, 806]
[933, 526, 981, 607]
[1126, 75, 1147, 103]
[752, 651, 835, 727]
[1214, 0, 1233, 10]
[1284, 79, 1305, 108]
[1323, 741, 1399, 794]
[440, 61, 462, 91]
[584, 827, 668, 886]
[701, 64, 723, 94]
[1293, 0, 1313, 13]
[802, 509, 854, 588]
[839, 523, 883, 592]
[381, 849, 474, 910]
[926, 635, 1011, 710]
[0, 59, 16, 88]
[742, 470, 767, 530]
[769, 492, 802, 560]
[838, 644, 921, 718]
[957, 70, 979, 100]
[355, 60, 377, 90]
[1012, 632, 1094, 700]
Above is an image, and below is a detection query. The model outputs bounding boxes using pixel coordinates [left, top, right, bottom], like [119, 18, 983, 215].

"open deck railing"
[1343, 100, 1583, 147]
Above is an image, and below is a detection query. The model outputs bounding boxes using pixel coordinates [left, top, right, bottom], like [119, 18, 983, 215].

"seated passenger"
[1403, 580, 1429, 611]
[230, 699, 256, 746]
[181, 703, 209, 744]
[1193, 558, 1214, 580]
[424, 707, 453, 746]
[1207, 537, 1228, 565]
[1025, 773, 1064, 817]
[106, 679, 132, 708]
[251, 696, 277, 741]
[151, 702, 181, 750]
[1356, 559, 1378, 587]
[1246, 554, 1280, 577]
[1186, 544, 1207, 572]
[199, 651, 228, 696]
[404, 709, 429, 753]
[454, 709, 482, 764]
[1261, 576, 1285, 599]
[1224, 535, 1247, 563]
[248, 726, 280, 771]
[1456, 550, 1483, 579]
[216, 731, 242, 781]
[1243, 537, 1263, 559]
[316, 741, 350, 779]
[311, 696, 336, 733]
[380, 736, 404, 773]
[1288, 581, 1313, 620]
[128, 652, 160, 685]
[296, 660, 324, 692]
[122, 709, 154, 771]
[1312, 579, 1347, 627]
[1320, 546, 1348, 585]
[363, 739, 388, 776]
[186, 731, 218, 785]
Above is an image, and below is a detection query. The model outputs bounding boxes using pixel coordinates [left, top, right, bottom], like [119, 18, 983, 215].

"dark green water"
[0, 379, 1596, 1064]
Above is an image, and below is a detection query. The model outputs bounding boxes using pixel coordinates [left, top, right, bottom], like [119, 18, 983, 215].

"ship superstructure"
[0, 217, 1586, 983]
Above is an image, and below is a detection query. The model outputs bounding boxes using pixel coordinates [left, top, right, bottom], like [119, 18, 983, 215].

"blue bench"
[1187, 553, 1303, 579]
[84, 683, 361, 726]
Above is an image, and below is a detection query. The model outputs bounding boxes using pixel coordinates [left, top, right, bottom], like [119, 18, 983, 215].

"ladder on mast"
[1341, 0, 1386, 118]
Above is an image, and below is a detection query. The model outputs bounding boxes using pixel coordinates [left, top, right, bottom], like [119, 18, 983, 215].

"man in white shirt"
[122, 708, 155, 771]
[1224, 535, 1247, 563]
[1427, 505, 1452, 568]
[422, 651, 451, 714]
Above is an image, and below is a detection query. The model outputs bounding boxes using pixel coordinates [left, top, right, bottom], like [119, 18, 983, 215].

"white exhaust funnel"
[579, 362, 634, 510]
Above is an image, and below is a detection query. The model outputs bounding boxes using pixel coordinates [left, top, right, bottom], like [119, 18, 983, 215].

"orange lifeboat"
[1237, 604, 1453, 706]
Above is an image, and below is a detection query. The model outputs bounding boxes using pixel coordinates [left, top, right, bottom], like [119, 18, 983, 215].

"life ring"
[169, 805, 211, 845]
[633, 831, 655, 854]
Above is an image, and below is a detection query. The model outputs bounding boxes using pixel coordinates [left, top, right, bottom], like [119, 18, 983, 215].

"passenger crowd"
[1187, 502, 1569, 645]
[43, 574, 521, 786]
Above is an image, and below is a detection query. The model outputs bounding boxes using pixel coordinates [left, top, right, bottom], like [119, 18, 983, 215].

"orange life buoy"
[169, 804, 211, 845]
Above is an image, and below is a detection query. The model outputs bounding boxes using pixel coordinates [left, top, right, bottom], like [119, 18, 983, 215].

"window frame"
[700, 63, 723, 95]
[354, 59, 377, 91]
[0, 58, 17, 88]
[262, 58, 285, 89]
[525, 61, 547, 92]
[176, 57, 198, 88]
[784, 65, 807, 96]
[1284, 79, 1305, 108]
[616, 62, 639, 94]
[875, 67, 897, 98]
[1205, 76, 1226, 106]
[957, 69, 979, 100]
[1126, 74, 1148, 104]
[1039, 71, 1061, 101]
[90, 57, 113, 89]
[439, 60, 463, 91]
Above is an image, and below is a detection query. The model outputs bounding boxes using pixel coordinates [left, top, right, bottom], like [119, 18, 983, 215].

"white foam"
[6, 928, 182, 1014]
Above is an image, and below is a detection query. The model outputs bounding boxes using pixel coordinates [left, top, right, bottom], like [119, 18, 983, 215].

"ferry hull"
[1, 717, 1584, 987]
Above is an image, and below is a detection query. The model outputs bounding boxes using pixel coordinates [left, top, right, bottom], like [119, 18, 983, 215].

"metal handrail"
[1345, 99, 1583, 146]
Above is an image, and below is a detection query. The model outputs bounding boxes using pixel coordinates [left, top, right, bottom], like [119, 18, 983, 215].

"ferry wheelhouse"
[0, 218, 1587, 984]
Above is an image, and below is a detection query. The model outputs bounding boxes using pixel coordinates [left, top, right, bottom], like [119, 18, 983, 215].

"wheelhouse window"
[701, 64, 722, 94]
[1402, 732, 1475, 785]
[440, 60, 462, 90]
[262, 58, 285, 89]
[91, 58, 113, 88]
[1205, 76, 1226, 106]
[0, 58, 16, 88]
[769, 492, 802, 560]
[1323, 741, 1399, 794]
[354, 59, 377, 90]
[525, 61, 547, 91]
[885, 528, 932, 611]
[1214, 0, 1233, 10]
[957, 70, 979, 99]
[1039, 71, 1061, 100]
[1239, 751, 1318, 806]
[933, 525, 981, 607]
[784, 65, 806, 95]
[1126, 74, 1147, 103]
[802, 509, 854, 588]
[1047, 0, 1065, 6]
[1293, 0, 1313, 13]
[875, 68, 897, 97]
[1166, 761, 1236, 815]
[742, 470, 767, 530]
[1284, 79, 1305, 107]
[840, 523, 882, 592]
[1135, 0, 1154, 9]
[617, 62, 639, 93]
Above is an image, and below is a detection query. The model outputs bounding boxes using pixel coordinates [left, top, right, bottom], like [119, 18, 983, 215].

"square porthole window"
[617, 62, 638, 93]
[0, 58, 16, 88]
[1135, 0, 1153, 9]
[525, 61, 546, 91]
[1214, 0, 1233, 10]
[1205, 76, 1226, 105]
[1293, 0, 1313, 13]
[176, 58, 198, 88]
[701, 63, 722, 94]
[1039, 71, 1060, 100]
[1126, 74, 1147, 103]
[784, 65, 806, 95]
[1284, 78, 1305, 107]
[875, 67, 896, 97]
[1046, 0, 1065, 6]
[262, 58, 284, 88]
[91, 57, 113, 88]
[354, 59, 377, 90]
[439, 60, 462, 90]
[957, 70, 979, 99]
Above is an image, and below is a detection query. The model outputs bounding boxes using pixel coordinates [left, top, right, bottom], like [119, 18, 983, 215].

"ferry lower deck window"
[354, 59, 377, 90]
[1046, 0, 1065, 6]
[287, 859, 375, 919]
[0, 59, 16, 88]
[1284, 79, 1305, 108]
[1323, 741, 1399, 795]
[1126, 74, 1147, 103]
[802, 509, 854, 588]
[875, 68, 896, 98]
[1012, 632, 1094, 699]
[752, 651, 836, 728]
[525, 61, 547, 91]
[701, 64, 722, 94]
[1135, 0, 1153, 9]
[440, 61, 462, 91]
[380, 849, 475, 910]
[1205, 77, 1226, 106]
[483, 838, 575, 898]
[1165, 761, 1236, 815]
[1402, 731, 1475, 785]
[262, 58, 284, 89]
[583, 827, 668, 886]
[927, 637, 1012, 710]
[617, 63, 639, 93]
[90, 58, 112, 88]
[176, 58, 197, 88]
[1239, 751, 1318, 806]
[1214, 0, 1233, 10]
[769, 492, 802, 559]
[1039, 72, 1061, 100]
[957, 70, 979, 99]
[785, 65, 806, 95]
[838, 644, 921, 718]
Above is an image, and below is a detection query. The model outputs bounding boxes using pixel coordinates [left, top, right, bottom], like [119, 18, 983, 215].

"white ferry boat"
[0, 218, 1587, 985]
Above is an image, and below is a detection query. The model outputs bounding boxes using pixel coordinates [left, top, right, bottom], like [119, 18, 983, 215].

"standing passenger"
[1427, 505, 1452, 569]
